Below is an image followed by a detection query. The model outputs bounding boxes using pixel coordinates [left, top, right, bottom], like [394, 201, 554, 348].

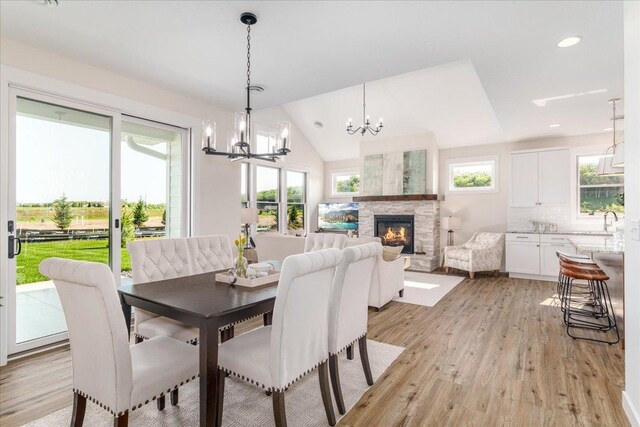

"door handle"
[15, 237, 22, 256]
[8, 235, 22, 259]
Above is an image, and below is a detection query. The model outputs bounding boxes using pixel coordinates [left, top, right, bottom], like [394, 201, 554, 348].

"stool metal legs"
[559, 276, 619, 345]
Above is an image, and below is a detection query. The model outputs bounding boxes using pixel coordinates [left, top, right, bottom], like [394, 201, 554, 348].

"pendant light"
[597, 98, 624, 176]
[201, 12, 291, 162]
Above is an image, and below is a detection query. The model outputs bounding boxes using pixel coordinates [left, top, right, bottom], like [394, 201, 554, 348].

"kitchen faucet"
[604, 211, 618, 232]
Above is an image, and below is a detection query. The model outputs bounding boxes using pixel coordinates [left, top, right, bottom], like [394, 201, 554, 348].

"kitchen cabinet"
[539, 235, 576, 277]
[506, 234, 540, 275]
[506, 234, 578, 279]
[508, 148, 570, 207]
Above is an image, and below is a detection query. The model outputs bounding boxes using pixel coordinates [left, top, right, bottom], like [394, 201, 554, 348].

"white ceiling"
[0, 1, 624, 159]
[284, 60, 504, 160]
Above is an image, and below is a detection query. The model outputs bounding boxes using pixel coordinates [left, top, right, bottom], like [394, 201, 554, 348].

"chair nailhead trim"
[134, 311, 272, 343]
[218, 358, 328, 393]
[72, 374, 199, 416]
[329, 332, 367, 356]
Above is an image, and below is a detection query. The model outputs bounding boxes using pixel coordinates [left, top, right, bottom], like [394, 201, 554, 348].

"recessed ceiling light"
[549, 124, 560, 128]
[313, 121, 324, 129]
[604, 127, 614, 131]
[557, 36, 582, 48]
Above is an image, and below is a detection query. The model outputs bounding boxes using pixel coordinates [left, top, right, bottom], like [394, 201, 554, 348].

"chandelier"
[202, 12, 291, 162]
[346, 82, 383, 136]
[597, 98, 624, 176]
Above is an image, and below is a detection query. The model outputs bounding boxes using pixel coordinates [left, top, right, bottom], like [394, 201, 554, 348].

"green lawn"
[16, 239, 131, 285]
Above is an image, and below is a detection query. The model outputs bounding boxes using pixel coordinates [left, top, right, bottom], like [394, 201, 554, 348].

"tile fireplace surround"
[357, 200, 440, 271]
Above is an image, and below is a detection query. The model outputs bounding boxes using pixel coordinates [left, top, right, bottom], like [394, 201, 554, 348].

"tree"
[161, 209, 166, 226]
[132, 198, 149, 229]
[120, 203, 135, 248]
[52, 194, 73, 230]
[287, 204, 302, 230]
[336, 175, 360, 193]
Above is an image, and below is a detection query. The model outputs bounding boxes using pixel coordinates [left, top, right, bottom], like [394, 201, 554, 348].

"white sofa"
[253, 233, 305, 270]
[254, 233, 405, 310]
[345, 237, 406, 310]
[443, 232, 505, 279]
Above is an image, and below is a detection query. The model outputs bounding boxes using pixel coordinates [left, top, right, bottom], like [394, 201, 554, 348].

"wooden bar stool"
[558, 262, 619, 345]
[555, 251, 598, 298]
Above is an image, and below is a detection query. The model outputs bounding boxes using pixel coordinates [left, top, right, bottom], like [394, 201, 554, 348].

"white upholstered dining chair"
[39, 258, 198, 427]
[328, 242, 381, 414]
[185, 235, 234, 274]
[127, 238, 199, 345]
[304, 232, 348, 252]
[216, 248, 344, 427]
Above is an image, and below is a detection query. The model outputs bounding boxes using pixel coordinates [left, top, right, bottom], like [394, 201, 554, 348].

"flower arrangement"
[234, 234, 248, 278]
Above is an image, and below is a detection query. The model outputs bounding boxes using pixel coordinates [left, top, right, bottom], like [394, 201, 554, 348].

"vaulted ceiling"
[0, 1, 624, 159]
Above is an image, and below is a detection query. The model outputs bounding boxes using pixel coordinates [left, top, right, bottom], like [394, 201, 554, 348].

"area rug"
[25, 340, 404, 427]
[394, 271, 465, 307]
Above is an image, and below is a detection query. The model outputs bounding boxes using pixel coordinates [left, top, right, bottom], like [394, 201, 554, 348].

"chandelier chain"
[246, 25, 251, 88]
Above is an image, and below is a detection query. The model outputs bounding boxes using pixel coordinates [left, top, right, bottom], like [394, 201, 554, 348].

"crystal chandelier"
[202, 12, 291, 162]
[346, 82, 383, 136]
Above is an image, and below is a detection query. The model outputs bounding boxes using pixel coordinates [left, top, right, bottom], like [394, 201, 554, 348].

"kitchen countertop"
[506, 230, 613, 236]
[568, 235, 625, 255]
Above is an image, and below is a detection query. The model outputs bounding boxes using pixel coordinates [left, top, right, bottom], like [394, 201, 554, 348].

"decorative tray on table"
[215, 271, 280, 288]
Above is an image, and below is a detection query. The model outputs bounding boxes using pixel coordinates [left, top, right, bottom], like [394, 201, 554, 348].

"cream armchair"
[443, 232, 505, 279]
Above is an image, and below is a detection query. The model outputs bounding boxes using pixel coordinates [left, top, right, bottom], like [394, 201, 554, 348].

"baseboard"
[623, 391, 640, 427]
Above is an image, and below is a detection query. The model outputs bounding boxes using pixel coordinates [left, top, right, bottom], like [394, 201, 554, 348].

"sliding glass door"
[7, 90, 120, 354]
[120, 117, 189, 283]
[6, 90, 190, 355]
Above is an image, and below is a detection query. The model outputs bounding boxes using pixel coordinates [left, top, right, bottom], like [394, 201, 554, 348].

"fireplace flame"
[383, 226, 406, 242]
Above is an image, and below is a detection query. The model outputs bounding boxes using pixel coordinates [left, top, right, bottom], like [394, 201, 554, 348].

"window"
[331, 170, 360, 196]
[446, 155, 499, 193]
[240, 162, 250, 208]
[577, 155, 624, 217]
[287, 170, 306, 234]
[256, 132, 271, 154]
[256, 165, 280, 232]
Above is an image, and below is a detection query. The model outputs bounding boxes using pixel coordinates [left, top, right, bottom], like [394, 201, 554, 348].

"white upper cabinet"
[508, 149, 569, 207]
[508, 152, 539, 207]
[538, 149, 570, 206]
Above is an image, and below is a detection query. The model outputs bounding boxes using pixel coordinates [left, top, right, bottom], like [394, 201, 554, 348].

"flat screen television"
[318, 202, 359, 231]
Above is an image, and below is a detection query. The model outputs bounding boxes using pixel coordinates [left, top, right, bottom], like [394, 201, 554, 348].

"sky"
[16, 116, 169, 204]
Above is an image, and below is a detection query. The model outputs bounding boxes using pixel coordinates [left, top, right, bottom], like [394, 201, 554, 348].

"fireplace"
[374, 215, 415, 254]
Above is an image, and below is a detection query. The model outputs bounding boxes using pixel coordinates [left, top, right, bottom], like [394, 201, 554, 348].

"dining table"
[118, 270, 278, 427]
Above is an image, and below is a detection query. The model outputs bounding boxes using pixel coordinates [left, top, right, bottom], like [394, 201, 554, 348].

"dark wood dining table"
[118, 271, 278, 427]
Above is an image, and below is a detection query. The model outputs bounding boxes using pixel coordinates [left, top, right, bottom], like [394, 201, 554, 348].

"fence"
[18, 227, 166, 242]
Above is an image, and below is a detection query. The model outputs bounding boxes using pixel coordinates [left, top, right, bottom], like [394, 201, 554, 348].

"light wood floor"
[0, 274, 628, 426]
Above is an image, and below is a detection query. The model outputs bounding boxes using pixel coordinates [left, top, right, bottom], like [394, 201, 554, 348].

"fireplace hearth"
[374, 215, 414, 254]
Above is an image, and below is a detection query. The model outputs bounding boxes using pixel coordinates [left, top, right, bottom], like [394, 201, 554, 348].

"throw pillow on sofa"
[382, 245, 403, 261]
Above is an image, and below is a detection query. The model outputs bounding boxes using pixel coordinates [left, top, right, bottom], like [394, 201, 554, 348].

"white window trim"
[445, 155, 499, 194]
[253, 123, 277, 155]
[284, 169, 308, 235]
[252, 163, 309, 235]
[330, 168, 360, 197]
[575, 153, 624, 219]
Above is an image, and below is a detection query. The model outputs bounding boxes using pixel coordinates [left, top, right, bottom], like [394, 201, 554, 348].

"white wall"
[251, 106, 326, 231]
[359, 132, 439, 194]
[0, 37, 326, 239]
[438, 133, 613, 253]
[623, 3, 640, 426]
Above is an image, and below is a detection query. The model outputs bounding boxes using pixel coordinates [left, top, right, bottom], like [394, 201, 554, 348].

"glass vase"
[236, 254, 248, 278]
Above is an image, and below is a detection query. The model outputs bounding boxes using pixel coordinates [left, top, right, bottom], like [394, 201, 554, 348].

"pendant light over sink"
[201, 12, 291, 162]
[597, 98, 624, 176]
